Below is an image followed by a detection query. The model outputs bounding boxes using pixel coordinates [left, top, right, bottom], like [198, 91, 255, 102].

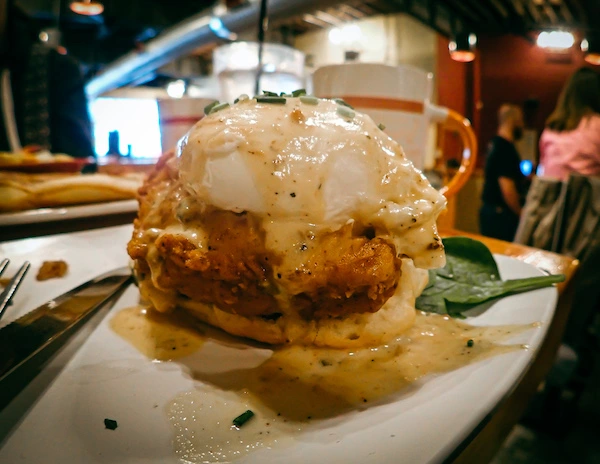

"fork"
[0, 259, 31, 321]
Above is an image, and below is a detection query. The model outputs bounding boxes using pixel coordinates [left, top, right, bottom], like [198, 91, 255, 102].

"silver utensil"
[0, 266, 132, 385]
[0, 260, 30, 321]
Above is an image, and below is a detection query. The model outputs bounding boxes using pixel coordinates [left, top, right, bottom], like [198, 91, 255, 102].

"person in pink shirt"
[539, 68, 600, 180]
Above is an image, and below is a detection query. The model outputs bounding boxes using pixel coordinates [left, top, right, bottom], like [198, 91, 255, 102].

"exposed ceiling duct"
[85, 0, 344, 98]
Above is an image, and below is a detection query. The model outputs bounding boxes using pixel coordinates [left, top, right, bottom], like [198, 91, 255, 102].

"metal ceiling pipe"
[85, 0, 344, 98]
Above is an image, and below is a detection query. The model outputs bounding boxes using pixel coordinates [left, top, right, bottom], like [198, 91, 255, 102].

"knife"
[0, 266, 132, 385]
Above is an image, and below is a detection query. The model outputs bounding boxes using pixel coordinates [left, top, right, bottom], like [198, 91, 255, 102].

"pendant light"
[70, 0, 104, 16]
[449, 32, 477, 63]
[581, 37, 600, 66]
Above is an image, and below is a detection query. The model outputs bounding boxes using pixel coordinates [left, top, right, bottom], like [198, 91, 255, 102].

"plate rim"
[0, 200, 139, 226]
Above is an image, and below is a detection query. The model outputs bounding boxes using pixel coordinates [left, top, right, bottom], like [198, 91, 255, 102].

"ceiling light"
[537, 31, 574, 50]
[449, 33, 477, 62]
[70, 0, 104, 16]
[581, 38, 600, 66]
[328, 28, 342, 45]
[167, 80, 186, 99]
[328, 24, 362, 46]
[209, 17, 238, 41]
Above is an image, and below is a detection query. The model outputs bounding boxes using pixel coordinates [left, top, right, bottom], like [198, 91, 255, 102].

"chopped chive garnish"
[292, 88, 307, 97]
[467, 339, 474, 347]
[256, 96, 287, 104]
[104, 418, 118, 430]
[262, 90, 279, 96]
[232, 410, 255, 428]
[234, 97, 239, 104]
[210, 102, 230, 114]
[378, 123, 386, 130]
[337, 105, 355, 119]
[334, 98, 353, 109]
[204, 101, 219, 115]
[299, 95, 318, 105]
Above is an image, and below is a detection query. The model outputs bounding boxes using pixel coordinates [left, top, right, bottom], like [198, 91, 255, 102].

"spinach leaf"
[415, 237, 565, 317]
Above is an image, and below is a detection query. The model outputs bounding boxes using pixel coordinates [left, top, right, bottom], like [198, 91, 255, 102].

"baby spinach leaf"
[415, 237, 565, 317]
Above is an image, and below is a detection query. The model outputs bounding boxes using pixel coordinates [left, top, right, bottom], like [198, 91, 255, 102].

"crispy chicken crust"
[36, 260, 68, 281]
[128, 151, 401, 320]
[286, 225, 401, 318]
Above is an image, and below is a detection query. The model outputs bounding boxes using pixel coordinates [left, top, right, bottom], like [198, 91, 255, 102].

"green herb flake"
[210, 102, 230, 114]
[334, 98, 354, 109]
[235, 94, 250, 104]
[378, 123, 386, 130]
[336, 105, 355, 119]
[415, 237, 565, 317]
[232, 410, 255, 428]
[104, 418, 118, 430]
[262, 90, 279, 96]
[203, 101, 219, 115]
[299, 95, 318, 105]
[292, 88, 307, 97]
[256, 96, 287, 104]
[466, 339, 474, 348]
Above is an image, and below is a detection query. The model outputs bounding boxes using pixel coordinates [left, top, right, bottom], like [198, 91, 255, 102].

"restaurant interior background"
[4, 0, 600, 462]
[13, 0, 598, 235]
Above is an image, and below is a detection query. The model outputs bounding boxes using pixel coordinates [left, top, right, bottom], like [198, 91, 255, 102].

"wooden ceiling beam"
[325, 8, 356, 22]
[488, 0, 510, 18]
[563, 0, 588, 25]
[558, 2, 575, 23]
[459, 0, 504, 30]
[301, 14, 331, 28]
[440, 0, 487, 27]
[337, 4, 368, 19]
[524, 0, 543, 22]
[313, 10, 344, 25]
[542, 3, 559, 24]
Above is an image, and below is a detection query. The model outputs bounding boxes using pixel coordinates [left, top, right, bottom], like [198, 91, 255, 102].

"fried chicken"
[128, 152, 401, 320]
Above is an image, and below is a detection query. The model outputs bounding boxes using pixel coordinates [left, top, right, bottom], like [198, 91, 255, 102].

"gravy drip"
[111, 307, 536, 463]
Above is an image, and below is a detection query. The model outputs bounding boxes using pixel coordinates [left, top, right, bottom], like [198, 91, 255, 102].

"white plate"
[0, 200, 138, 226]
[0, 225, 558, 464]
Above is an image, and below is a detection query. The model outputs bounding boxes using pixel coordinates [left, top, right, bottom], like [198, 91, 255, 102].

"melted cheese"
[174, 97, 446, 269]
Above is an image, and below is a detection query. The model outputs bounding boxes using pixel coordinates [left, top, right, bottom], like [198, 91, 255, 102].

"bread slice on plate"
[0, 172, 144, 212]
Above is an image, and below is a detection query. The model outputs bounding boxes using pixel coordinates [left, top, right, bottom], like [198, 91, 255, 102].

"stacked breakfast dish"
[128, 94, 446, 347]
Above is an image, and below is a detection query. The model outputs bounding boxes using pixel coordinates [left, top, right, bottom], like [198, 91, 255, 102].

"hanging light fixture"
[581, 37, 600, 66]
[536, 31, 574, 50]
[70, 0, 104, 16]
[449, 32, 477, 62]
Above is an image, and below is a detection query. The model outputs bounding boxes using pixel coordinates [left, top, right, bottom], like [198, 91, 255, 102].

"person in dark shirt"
[480, 104, 527, 241]
[0, 1, 94, 158]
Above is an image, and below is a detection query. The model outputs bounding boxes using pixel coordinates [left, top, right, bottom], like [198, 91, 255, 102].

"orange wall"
[437, 33, 593, 167]
[436, 36, 469, 165]
[437, 36, 468, 115]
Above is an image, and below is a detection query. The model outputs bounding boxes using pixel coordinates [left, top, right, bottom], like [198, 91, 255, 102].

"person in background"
[479, 104, 527, 241]
[0, 0, 95, 158]
[538, 68, 600, 180]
